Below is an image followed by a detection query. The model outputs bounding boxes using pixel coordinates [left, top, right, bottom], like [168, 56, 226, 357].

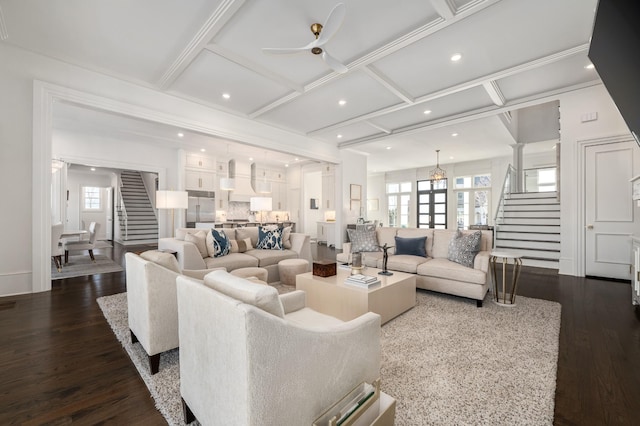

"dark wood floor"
[1, 243, 639, 425]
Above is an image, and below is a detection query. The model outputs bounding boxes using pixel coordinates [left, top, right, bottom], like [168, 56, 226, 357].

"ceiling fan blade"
[321, 51, 348, 74]
[316, 3, 346, 47]
[262, 45, 312, 55]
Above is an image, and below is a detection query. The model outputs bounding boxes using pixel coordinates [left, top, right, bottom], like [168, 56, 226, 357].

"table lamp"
[250, 196, 272, 225]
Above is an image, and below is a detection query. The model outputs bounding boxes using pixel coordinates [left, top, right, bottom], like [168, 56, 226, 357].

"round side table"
[489, 251, 523, 306]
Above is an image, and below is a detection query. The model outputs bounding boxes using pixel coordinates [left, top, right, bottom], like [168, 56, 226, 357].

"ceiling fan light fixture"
[430, 149, 446, 181]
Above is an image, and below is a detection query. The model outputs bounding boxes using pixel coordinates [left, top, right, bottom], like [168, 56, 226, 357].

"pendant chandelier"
[430, 149, 446, 181]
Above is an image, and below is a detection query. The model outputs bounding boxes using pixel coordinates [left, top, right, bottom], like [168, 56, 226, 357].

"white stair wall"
[495, 192, 560, 269]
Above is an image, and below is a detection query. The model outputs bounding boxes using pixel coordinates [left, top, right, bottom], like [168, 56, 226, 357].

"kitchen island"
[194, 221, 295, 232]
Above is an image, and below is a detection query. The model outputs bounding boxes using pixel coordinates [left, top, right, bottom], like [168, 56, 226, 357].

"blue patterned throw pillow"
[211, 229, 230, 258]
[257, 225, 283, 250]
[447, 230, 482, 268]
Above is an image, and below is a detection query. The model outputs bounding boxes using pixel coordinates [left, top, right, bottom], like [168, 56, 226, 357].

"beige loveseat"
[337, 227, 493, 307]
[159, 227, 313, 283]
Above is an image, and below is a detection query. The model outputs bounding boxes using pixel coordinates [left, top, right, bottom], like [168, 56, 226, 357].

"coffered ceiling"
[0, 0, 601, 172]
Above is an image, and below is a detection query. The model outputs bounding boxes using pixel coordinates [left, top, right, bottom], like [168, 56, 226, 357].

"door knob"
[586, 224, 594, 230]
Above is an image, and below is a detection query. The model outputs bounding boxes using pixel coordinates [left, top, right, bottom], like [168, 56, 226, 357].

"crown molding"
[157, 0, 246, 90]
[430, 0, 457, 20]
[365, 121, 392, 134]
[0, 4, 7, 40]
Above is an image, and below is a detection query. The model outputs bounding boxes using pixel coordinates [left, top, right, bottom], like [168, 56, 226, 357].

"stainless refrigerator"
[186, 190, 216, 227]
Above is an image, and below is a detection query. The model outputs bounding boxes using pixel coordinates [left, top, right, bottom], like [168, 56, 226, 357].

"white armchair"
[125, 251, 225, 374]
[177, 271, 381, 426]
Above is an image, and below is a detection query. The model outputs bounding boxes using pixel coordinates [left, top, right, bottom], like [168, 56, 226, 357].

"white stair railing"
[117, 174, 129, 240]
[493, 165, 516, 245]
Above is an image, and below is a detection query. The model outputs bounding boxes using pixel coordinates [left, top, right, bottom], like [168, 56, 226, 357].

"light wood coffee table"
[295, 267, 416, 324]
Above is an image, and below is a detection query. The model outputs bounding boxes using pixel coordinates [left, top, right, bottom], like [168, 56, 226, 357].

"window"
[83, 186, 101, 211]
[387, 182, 411, 227]
[454, 174, 491, 229]
[417, 179, 447, 229]
[524, 167, 556, 192]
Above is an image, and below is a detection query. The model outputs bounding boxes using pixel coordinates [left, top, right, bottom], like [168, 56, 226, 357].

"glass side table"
[489, 251, 523, 306]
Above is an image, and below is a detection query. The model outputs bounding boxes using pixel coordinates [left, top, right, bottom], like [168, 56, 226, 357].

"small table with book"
[295, 267, 416, 325]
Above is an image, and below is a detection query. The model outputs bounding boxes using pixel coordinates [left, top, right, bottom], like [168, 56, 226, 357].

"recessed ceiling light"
[386, 146, 391, 150]
[449, 156, 454, 160]
[585, 63, 595, 70]
[285, 164, 289, 168]
[249, 157, 254, 161]
[295, 158, 299, 161]
[337, 134, 343, 139]
[338, 99, 347, 106]
[200, 148, 206, 152]
[222, 93, 231, 99]
[423, 110, 432, 115]
[90, 167, 96, 171]
[177, 132, 184, 138]
[451, 133, 458, 137]
[451, 53, 462, 62]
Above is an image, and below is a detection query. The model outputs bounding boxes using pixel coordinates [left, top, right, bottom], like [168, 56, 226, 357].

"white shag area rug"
[97, 290, 561, 425]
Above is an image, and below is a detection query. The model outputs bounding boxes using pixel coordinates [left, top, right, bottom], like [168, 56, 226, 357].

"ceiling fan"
[262, 3, 348, 74]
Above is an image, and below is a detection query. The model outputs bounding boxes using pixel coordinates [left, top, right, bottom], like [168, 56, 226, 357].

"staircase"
[117, 170, 158, 245]
[494, 191, 560, 269]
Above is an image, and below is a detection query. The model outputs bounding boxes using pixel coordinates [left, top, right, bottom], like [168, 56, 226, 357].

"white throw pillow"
[185, 230, 208, 258]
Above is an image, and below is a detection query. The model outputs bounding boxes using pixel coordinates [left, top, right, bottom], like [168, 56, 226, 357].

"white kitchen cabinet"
[322, 164, 335, 210]
[185, 169, 216, 191]
[186, 153, 215, 169]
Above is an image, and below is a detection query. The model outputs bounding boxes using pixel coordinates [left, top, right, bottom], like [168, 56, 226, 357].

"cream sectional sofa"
[337, 227, 493, 307]
[159, 227, 313, 283]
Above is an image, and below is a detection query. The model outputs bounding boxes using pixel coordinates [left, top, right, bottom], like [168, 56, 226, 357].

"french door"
[417, 179, 447, 229]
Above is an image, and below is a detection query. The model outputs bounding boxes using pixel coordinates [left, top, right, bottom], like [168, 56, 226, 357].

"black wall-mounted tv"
[588, 0, 640, 145]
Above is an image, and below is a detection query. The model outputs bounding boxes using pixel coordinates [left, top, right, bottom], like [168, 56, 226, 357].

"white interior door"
[585, 141, 637, 279]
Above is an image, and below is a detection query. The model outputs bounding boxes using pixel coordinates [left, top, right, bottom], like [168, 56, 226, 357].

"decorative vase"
[351, 252, 363, 274]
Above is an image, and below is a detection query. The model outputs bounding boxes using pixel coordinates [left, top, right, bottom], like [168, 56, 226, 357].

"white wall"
[302, 169, 323, 237]
[339, 150, 368, 245]
[366, 173, 386, 225]
[558, 84, 636, 276]
[0, 42, 340, 296]
[66, 169, 113, 240]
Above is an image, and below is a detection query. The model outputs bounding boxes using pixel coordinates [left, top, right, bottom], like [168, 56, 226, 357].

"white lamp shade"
[250, 197, 272, 211]
[324, 210, 336, 221]
[156, 190, 188, 209]
[219, 177, 235, 190]
[255, 181, 272, 194]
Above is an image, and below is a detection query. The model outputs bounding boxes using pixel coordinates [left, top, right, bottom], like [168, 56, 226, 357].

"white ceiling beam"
[250, 0, 503, 118]
[482, 80, 506, 106]
[204, 44, 304, 93]
[337, 80, 601, 148]
[157, 0, 246, 90]
[365, 121, 392, 134]
[0, 4, 8, 40]
[362, 65, 414, 104]
[430, 0, 457, 20]
[308, 43, 589, 136]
